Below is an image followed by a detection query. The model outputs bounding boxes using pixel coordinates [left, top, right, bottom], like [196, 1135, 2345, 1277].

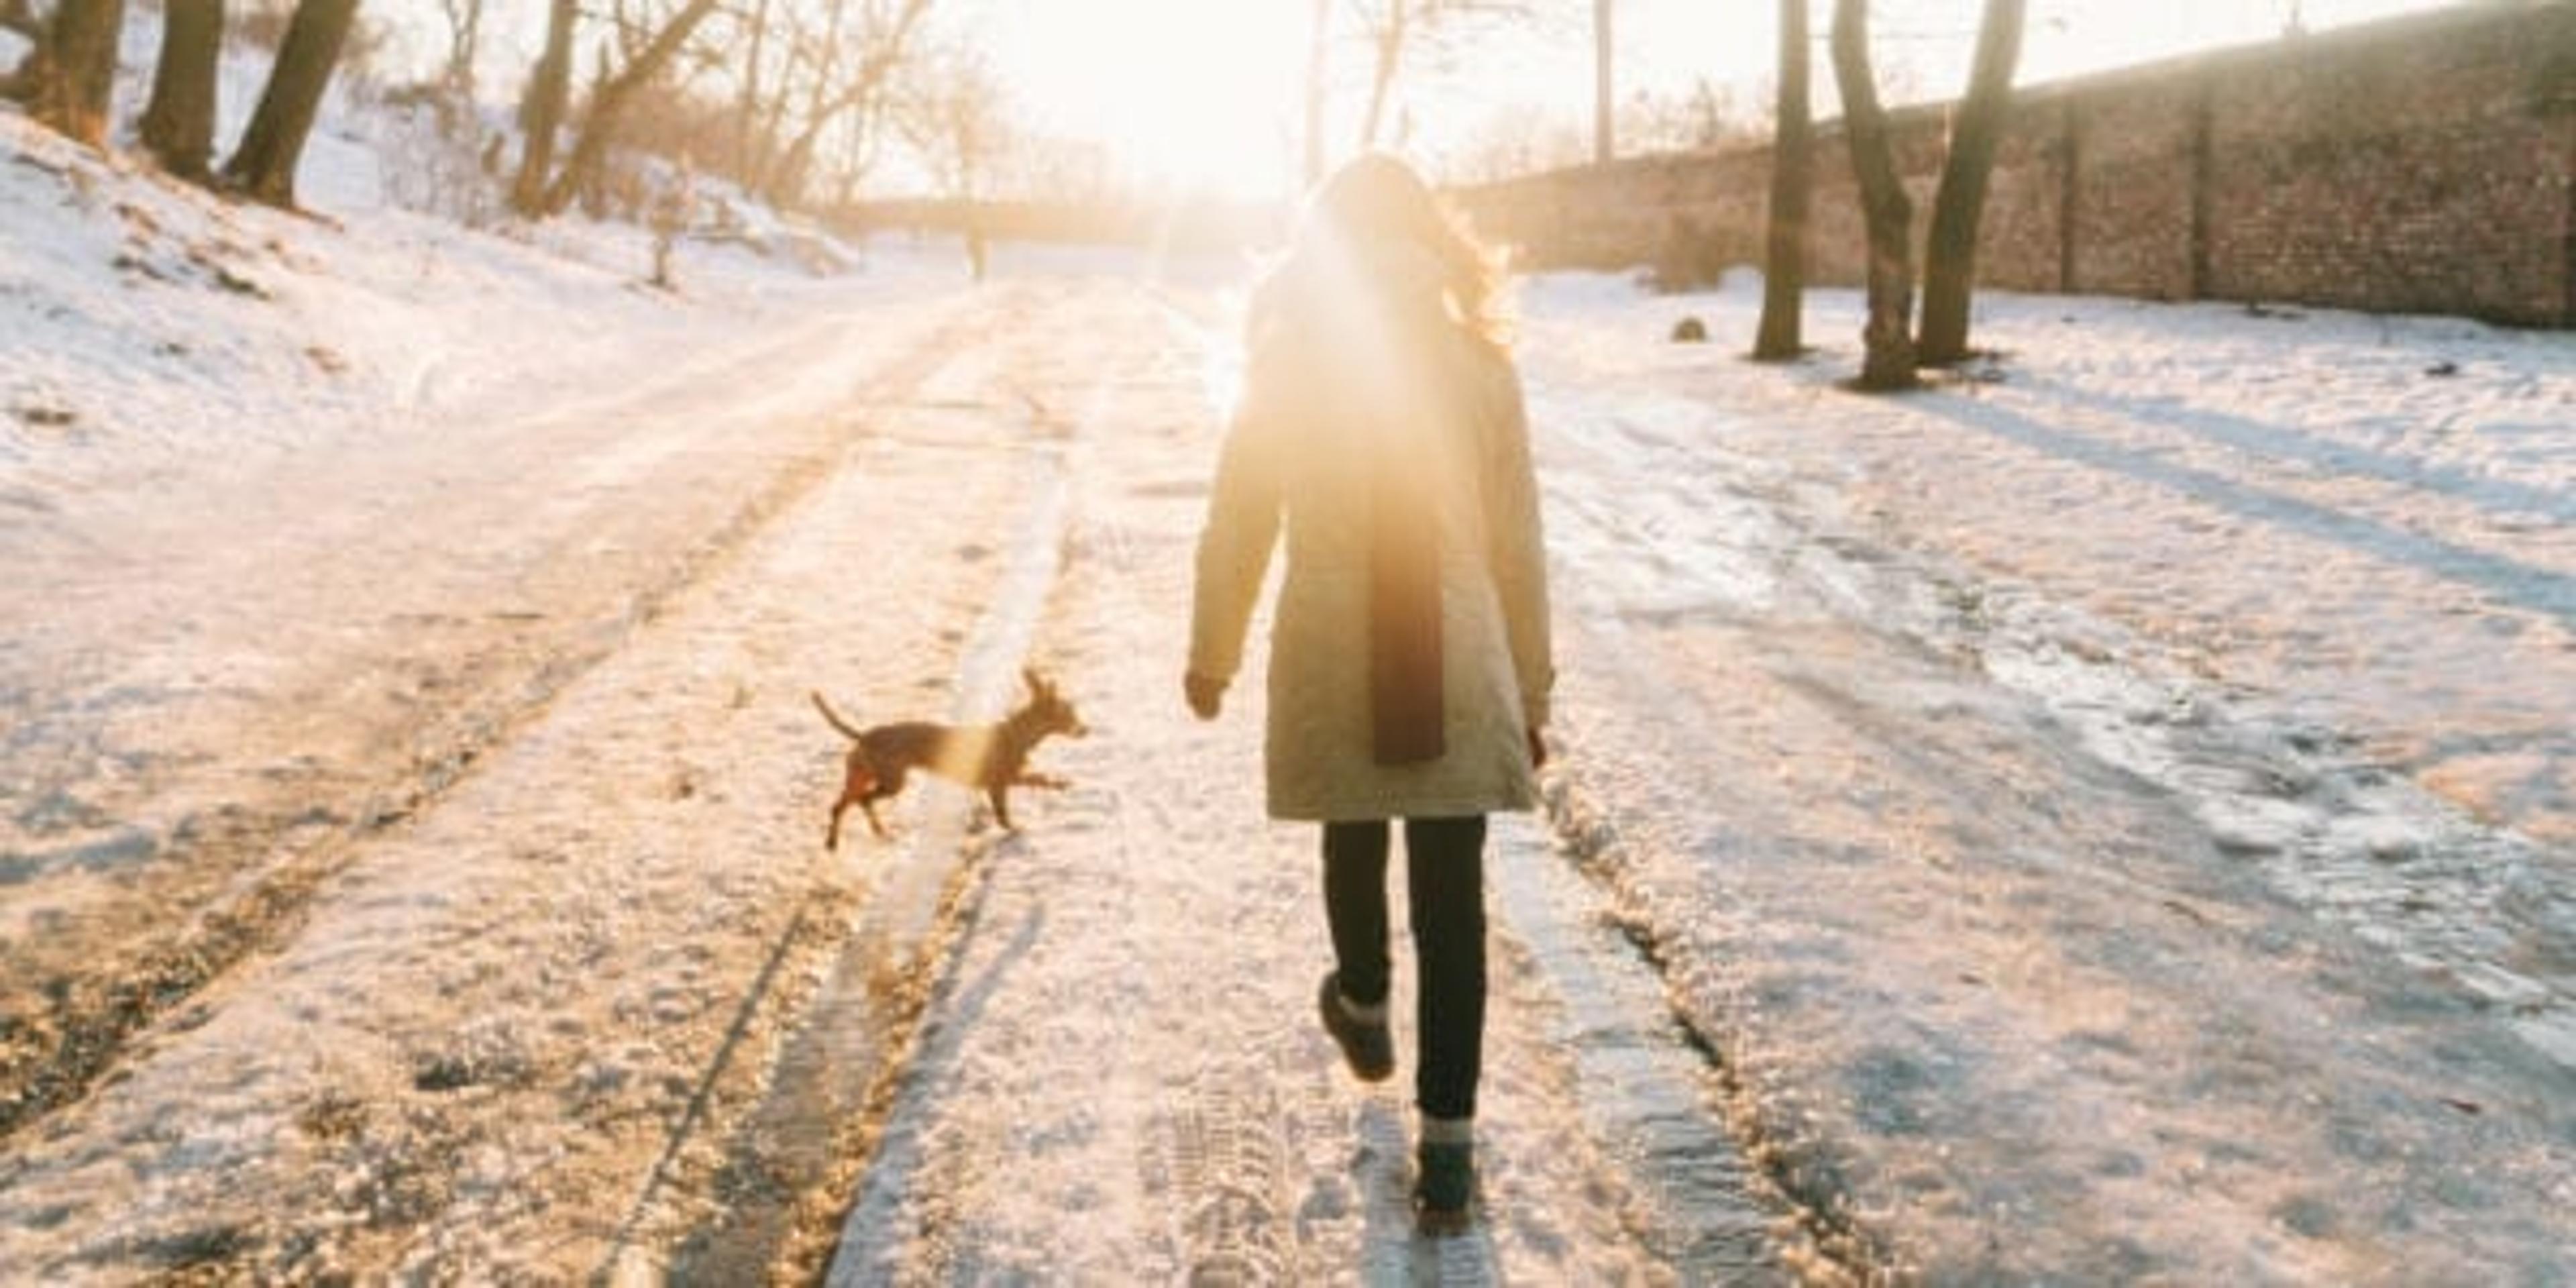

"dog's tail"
[811, 691, 867, 741]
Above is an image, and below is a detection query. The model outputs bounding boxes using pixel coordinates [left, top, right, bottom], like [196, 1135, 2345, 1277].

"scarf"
[1368, 457, 1444, 765]
[1259, 237, 1456, 766]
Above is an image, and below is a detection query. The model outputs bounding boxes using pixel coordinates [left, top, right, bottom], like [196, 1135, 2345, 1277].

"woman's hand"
[1185, 672, 1226, 720]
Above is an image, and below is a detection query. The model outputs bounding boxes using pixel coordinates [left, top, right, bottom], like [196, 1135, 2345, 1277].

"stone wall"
[1456, 3, 2576, 327]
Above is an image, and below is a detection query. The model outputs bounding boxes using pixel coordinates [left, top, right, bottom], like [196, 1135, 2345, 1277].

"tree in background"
[1618, 76, 1745, 155]
[1828, 0, 1917, 390]
[1350, 0, 1540, 153]
[897, 42, 1006, 205]
[222, 0, 358, 206]
[140, 0, 225, 180]
[506, 0, 934, 220]
[1915, 0, 2024, 366]
[8, 0, 127, 146]
[433, 0, 484, 144]
[749, 0, 939, 209]
[510, 0, 576, 215]
[1451, 101, 1587, 183]
[1752, 0, 1809, 361]
[897, 42, 1006, 278]
[538, 0, 726, 214]
[733, 0, 775, 191]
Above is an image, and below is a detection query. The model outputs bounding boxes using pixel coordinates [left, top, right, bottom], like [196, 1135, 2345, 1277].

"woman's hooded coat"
[1189, 230, 1552, 822]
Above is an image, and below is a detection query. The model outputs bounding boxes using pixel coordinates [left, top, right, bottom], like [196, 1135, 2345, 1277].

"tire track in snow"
[0, 287, 1060, 1279]
[669, 291, 1086, 1283]
[1515, 378, 1923, 1281]
[0, 303, 982, 1148]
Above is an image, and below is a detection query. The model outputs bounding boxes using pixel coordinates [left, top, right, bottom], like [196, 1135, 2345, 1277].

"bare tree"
[1354, 0, 1411, 151]
[140, 0, 224, 178]
[1619, 76, 1741, 155]
[222, 0, 359, 206]
[1451, 100, 1585, 183]
[11, 0, 126, 146]
[733, 0, 772, 182]
[435, 0, 484, 132]
[537, 0, 725, 215]
[898, 43, 1006, 203]
[755, 0, 938, 208]
[1915, 0, 2024, 366]
[1752, 0, 1810, 362]
[510, 0, 576, 215]
[898, 43, 1008, 278]
[1829, 0, 1916, 390]
[1350, 0, 1535, 153]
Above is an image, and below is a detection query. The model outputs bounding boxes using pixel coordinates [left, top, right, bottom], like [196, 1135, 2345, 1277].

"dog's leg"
[987, 785, 1016, 830]
[1016, 771, 1069, 790]
[863, 798, 890, 839]
[829, 751, 883, 851]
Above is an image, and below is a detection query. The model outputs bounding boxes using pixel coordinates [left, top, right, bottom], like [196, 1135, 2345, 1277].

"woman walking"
[1184, 154, 1552, 1234]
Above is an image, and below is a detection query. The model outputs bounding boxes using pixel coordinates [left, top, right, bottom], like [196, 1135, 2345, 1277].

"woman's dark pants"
[1322, 816, 1487, 1121]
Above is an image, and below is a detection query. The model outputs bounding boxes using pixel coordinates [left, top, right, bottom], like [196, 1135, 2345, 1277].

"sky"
[362, 0, 2479, 203]
[962, 0, 2475, 201]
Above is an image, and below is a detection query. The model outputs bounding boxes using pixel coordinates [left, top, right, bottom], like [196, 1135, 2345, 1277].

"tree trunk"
[1752, 0, 1809, 362]
[733, 0, 769, 187]
[1358, 6, 1404, 152]
[755, 0, 847, 207]
[140, 0, 223, 179]
[572, 42, 614, 217]
[25, 0, 125, 146]
[221, 0, 358, 207]
[749, 70, 798, 201]
[1917, 0, 2025, 367]
[752, 0, 933, 211]
[539, 0, 724, 216]
[1829, 0, 1917, 390]
[439, 0, 483, 144]
[510, 0, 576, 215]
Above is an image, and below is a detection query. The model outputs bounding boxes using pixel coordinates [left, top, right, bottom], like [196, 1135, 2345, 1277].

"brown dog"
[812, 668, 1088, 849]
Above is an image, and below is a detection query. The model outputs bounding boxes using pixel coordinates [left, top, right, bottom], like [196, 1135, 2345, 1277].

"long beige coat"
[1189, 275, 1552, 822]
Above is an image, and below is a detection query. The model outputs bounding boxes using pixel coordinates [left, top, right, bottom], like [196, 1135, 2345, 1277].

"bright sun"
[982, 0, 1309, 202]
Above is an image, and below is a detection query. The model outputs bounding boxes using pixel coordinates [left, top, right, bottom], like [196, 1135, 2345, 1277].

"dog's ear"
[1022, 666, 1046, 696]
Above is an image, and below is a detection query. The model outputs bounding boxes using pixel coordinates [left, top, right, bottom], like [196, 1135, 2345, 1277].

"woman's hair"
[1289, 154, 1509, 350]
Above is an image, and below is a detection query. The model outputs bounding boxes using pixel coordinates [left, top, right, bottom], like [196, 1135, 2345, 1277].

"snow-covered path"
[0, 270, 1045, 1275]
[0, 268, 1798, 1282]
[824, 286, 1786, 1283]
[5, 189, 2571, 1280]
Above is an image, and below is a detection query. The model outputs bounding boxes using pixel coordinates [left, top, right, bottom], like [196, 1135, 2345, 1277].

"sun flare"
[969, 0, 2467, 205]
[982, 0, 1309, 201]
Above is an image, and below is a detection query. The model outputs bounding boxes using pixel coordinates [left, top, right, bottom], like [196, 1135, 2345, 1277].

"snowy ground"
[6, 88, 2575, 1283]
[1515, 275, 2575, 1282]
